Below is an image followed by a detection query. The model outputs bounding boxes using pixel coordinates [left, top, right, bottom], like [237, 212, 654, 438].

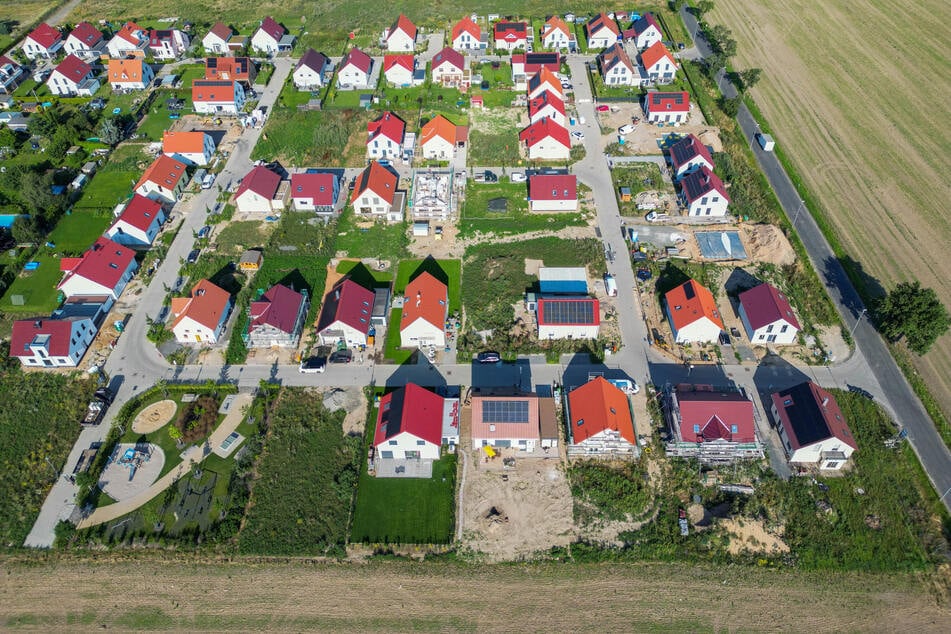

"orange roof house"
[171, 279, 233, 344]
[420, 114, 459, 159]
[135, 154, 187, 203]
[567, 377, 638, 456]
[400, 271, 449, 348]
[664, 280, 724, 344]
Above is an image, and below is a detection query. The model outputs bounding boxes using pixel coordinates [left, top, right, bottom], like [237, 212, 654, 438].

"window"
[825, 461, 839, 469]
[731, 424, 738, 434]
[388, 440, 398, 446]
[780, 325, 788, 333]
[693, 424, 700, 433]
[416, 440, 425, 446]
[766, 325, 773, 333]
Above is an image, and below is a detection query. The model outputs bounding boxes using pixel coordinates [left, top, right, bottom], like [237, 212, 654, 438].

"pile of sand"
[742, 223, 796, 266]
[131, 400, 177, 434]
[721, 518, 789, 555]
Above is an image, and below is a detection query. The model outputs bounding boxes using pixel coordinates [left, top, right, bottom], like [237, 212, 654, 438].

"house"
[238, 250, 263, 272]
[528, 90, 567, 126]
[470, 395, 542, 452]
[400, 271, 448, 348]
[47, 55, 99, 97]
[135, 155, 188, 203]
[10, 316, 96, 367]
[162, 131, 216, 166]
[337, 47, 373, 89]
[235, 165, 285, 213]
[644, 90, 690, 125]
[627, 13, 663, 50]
[598, 43, 638, 86]
[384, 14, 417, 52]
[431, 47, 468, 89]
[664, 385, 762, 462]
[585, 13, 620, 50]
[251, 17, 292, 54]
[771, 382, 857, 470]
[519, 118, 570, 160]
[566, 377, 638, 458]
[383, 54, 415, 87]
[527, 67, 563, 101]
[293, 49, 330, 90]
[205, 56, 256, 85]
[529, 174, 577, 211]
[290, 171, 339, 213]
[351, 161, 401, 221]
[738, 283, 801, 345]
[149, 29, 190, 60]
[58, 237, 138, 300]
[170, 280, 233, 344]
[451, 16, 483, 51]
[22, 23, 63, 60]
[541, 16, 573, 50]
[366, 111, 406, 160]
[105, 194, 166, 247]
[106, 22, 148, 58]
[107, 58, 154, 91]
[511, 52, 560, 89]
[203, 22, 233, 54]
[248, 284, 308, 348]
[64, 22, 104, 58]
[537, 297, 599, 340]
[316, 278, 375, 346]
[669, 133, 714, 178]
[494, 21, 528, 51]
[538, 267, 587, 294]
[420, 115, 459, 160]
[664, 279, 723, 344]
[0, 56, 26, 94]
[374, 383, 456, 463]
[192, 79, 246, 114]
[680, 166, 730, 217]
[640, 41, 677, 84]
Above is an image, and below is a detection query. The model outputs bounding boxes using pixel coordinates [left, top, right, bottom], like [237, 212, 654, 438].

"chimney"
[335, 289, 340, 300]
[821, 397, 829, 407]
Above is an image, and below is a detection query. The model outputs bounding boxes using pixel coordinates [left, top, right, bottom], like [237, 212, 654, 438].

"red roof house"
[529, 174, 578, 211]
[65, 22, 104, 55]
[451, 16, 483, 50]
[135, 154, 188, 203]
[528, 90, 567, 125]
[171, 279, 233, 344]
[669, 133, 715, 178]
[494, 21, 528, 50]
[400, 271, 449, 348]
[105, 194, 166, 247]
[640, 41, 678, 84]
[644, 90, 691, 124]
[771, 382, 857, 470]
[738, 283, 801, 344]
[366, 111, 406, 159]
[679, 165, 730, 217]
[664, 385, 762, 461]
[664, 279, 723, 344]
[385, 14, 417, 52]
[316, 278, 375, 346]
[235, 165, 284, 213]
[431, 46, 467, 88]
[383, 54, 415, 86]
[374, 383, 446, 460]
[519, 118, 570, 160]
[248, 284, 308, 348]
[57, 237, 138, 300]
[567, 377, 637, 456]
[10, 317, 95, 368]
[204, 56, 256, 84]
[585, 13, 621, 49]
[290, 171, 339, 212]
[337, 47, 374, 88]
[23, 23, 63, 59]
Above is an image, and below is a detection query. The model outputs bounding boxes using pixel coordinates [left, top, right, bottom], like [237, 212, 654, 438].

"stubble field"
[711, 0, 951, 416]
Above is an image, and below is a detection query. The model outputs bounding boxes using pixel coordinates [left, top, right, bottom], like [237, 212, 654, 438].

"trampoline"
[695, 231, 747, 260]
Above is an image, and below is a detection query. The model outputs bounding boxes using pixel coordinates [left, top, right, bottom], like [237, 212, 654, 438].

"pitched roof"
[53, 55, 92, 83]
[236, 165, 281, 199]
[632, 13, 662, 36]
[646, 91, 690, 113]
[250, 284, 305, 334]
[641, 41, 676, 70]
[771, 382, 857, 451]
[470, 395, 541, 442]
[290, 171, 336, 206]
[69, 22, 103, 47]
[383, 54, 414, 74]
[568, 377, 635, 444]
[10, 319, 75, 358]
[665, 280, 723, 331]
[205, 56, 254, 81]
[529, 174, 577, 201]
[341, 47, 372, 73]
[59, 237, 135, 292]
[420, 114, 457, 146]
[586, 12, 620, 38]
[519, 118, 570, 149]
[528, 90, 566, 119]
[401, 271, 448, 331]
[675, 387, 756, 443]
[114, 194, 163, 232]
[317, 278, 374, 335]
[256, 17, 285, 42]
[27, 23, 61, 49]
[432, 46, 464, 72]
[680, 165, 730, 204]
[494, 21, 527, 40]
[296, 48, 330, 74]
[669, 134, 714, 173]
[537, 298, 599, 326]
[163, 131, 209, 154]
[108, 58, 148, 83]
[452, 16, 481, 41]
[374, 383, 445, 447]
[148, 29, 176, 47]
[388, 14, 417, 41]
[518, 52, 560, 74]
[351, 161, 398, 204]
[542, 16, 571, 40]
[191, 79, 237, 102]
[739, 283, 801, 331]
[172, 279, 231, 331]
[207, 22, 233, 42]
[367, 111, 405, 145]
[528, 67, 562, 97]
[136, 154, 187, 191]
[599, 43, 634, 74]
[114, 22, 145, 45]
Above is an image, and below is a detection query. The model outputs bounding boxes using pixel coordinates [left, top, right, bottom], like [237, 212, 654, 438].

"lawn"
[213, 220, 270, 256]
[394, 258, 462, 312]
[467, 108, 523, 167]
[335, 209, 410, 264]
[45, 209, 115, 255]
[459, 180, 586, 238]
[238, 388, 361, 556]
[0, 253, 64, 316]
[383, 308, 413, 364]
[251, 108, 371, 167]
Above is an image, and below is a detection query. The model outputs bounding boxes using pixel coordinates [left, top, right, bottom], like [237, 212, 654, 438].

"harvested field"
[711, 0, 951, 417]
[1, 557, 949, 631]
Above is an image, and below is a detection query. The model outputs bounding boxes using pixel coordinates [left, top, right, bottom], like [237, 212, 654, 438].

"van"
[201, 173, 216, 189]
[604, 274, 618, 297]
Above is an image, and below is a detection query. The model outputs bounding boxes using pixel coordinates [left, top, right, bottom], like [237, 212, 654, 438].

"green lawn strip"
[46, 209, 116, 255]
[394, 258, 461, 312]
[336, 259, 394, 284]
[459, 180, 585, 238]
[383, 308, 413, 364]
[335, 209, 410, 263]
[213, 220, 269, 257]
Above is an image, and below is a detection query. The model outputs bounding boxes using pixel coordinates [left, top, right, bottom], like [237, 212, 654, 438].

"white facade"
[318, 319, 368, 346]
[150, 30, 189, 60]
[542, 25, 571, 49]
[400, 317, 445, 348]
[384, 63, 414, 87]
[529, 104, 567, 127]
[673, 155, 713, 179]
[107, 32, 145, 58]
[645, 108, 687, 125]
[531, 196, 577, 212]
[587, 30, 616, 51]
[250, 30, 280, 54]
[14, 319, 95, 367]
[337, 62, 371, 89]
[376, 431, 440, 460]
[172, 314, 225, 344]
[472, 436, 537, 452]
[525, 137, 569, 160]
[452, 31, 480, 51]
[352, 191, 400, 221]
[203, 32, 230, 54]
[65, 35, 102, 58]
[367, 135, 402, 160]
[669, 315, 722, 345]
[22, 35, 62, 60]
[538, 322, 598, 340]
[634, 25, 663, 50]
[602, 60, 637, 86]
[294, 64, 325, 89]
[109, 61, 155, 90]
[686, 192, 729, 217]
[193, 81, 245, 115]
[59, 260, 137, 301]
[47, 68, 99, 97]
[432, 60, 464, 85]
[570, 429, 638, 457]
[421, 135, 454, 160]
[106, 210, 166, 247]
[165, 134, 216, 166]
[772, 403, 855, 470]
[136, 177, 185, 204]
[739, 306, 799, 345]
[236, 187, 281, 214]
[643, 56, 677, 84]
[386, 29, 415, 52]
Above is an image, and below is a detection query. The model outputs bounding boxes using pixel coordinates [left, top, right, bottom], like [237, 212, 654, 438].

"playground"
[100, 443, 165, 502]
[131, 399, 178, 434]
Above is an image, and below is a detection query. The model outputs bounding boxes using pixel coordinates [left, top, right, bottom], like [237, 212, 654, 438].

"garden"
[251, 108, 371, 167]
[335, 208, 410, 264]
[611, 163, 674, 217]
[459, 180, 586, 238]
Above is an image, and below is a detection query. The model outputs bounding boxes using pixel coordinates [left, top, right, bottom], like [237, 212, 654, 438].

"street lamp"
[792, 199, 806, 225]
[749, 121, 761, 152]
[848, 308, 868, 340]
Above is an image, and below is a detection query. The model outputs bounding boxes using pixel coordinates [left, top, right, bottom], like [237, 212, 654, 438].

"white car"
[570, 130, 585, 141]
[618, 124, 636, 135]
[510, 172, 527, 183]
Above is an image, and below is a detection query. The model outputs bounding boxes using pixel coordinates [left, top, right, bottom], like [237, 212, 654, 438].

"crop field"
[710, 0, 951, 418]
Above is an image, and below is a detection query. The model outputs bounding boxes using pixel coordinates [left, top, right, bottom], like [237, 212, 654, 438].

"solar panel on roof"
[683, 281, 695, 299]
[483, 400, 530, 424]
[541, 300, 596, 324]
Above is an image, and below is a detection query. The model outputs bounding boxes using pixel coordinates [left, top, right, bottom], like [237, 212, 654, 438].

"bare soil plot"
[711, 0, 951, 417]
[131, 400, 177, 434]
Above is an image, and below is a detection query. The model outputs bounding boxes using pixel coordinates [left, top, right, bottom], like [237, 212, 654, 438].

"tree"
[704, 53, 725, 81]
[696, 0, 716, 18]
[877, 281, 950, 355]
[10, 216, 41, 245]
[98, 117, 124, 146]
[719, 96, 741, 117]
[739, 68, 762, 92]
[27, 109, 59, 137]
[47, 128, 72, 161]
[0, 126, 19, 150]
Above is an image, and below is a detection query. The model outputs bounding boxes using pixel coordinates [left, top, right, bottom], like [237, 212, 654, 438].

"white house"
[22, 23, 63, 60]
[527, 67, 563, 100]
[250, 17, 287, 54]
[290, 171, 339, 213]
[384, 14, 417, 52]
[451, 16, 483, 51]
[351, 161, 401, 221]
[366, 111, 406, 160]
[316, 278, 375, 346]
[171, 279, 233, 344]
[537, 298, 599, 340]
[519, 118, 570, 160]
[566, 377, 639, 458]
[107, 58, 154, 91]
[640, 41, 677, 84]
[541, 16, 572, 50]
[383, 54, 415, 87]
[373, 383, 452, 462]
[644, 90, 690, 125]
[664, 280, 724, 344]
[529, 174, 577, 212]
[668, 133, 715, 179]
[585, 13, 620, 50]
[248, 284, 308, 348]
[528, 90, 567, 126]
[293, 49, 331, 90]
[148, 29, 190, 60]
[135, 155, 188, 204]
[400, 272, 448, 348]
[493, 21, 527, 51]
[203, 22, 233, 54]
[105, 194, 166, 247]
[470, 395, 542, 452]
[337, 47, 373, 89]
[64, 22, 105, 58]
[628, 13, 663, 50]
[738, 283, 801, 345]
[0, 56, 25, 95]
[57, 237, 138, 300]
[771, 382, 857, 471]
[419, 115, 458, 160]
[431, 47, 467, 88]
[106, 22, 148, 58]
[162, 131, 216, 166]
[598, 43, 638, 86]
[10, 317, 96, 368]
[192, 79, 245, 114]
[680, 166, 730, 217]
[47, 55, 99, 97]
[235, 165, 285, 213]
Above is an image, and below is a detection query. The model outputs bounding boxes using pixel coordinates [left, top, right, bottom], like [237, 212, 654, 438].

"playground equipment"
[115, 445, 152, 481]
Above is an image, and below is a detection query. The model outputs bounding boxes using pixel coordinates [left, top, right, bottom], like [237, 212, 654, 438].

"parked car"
[197, 225, 211, 238]
[482, 170, 498, 183]
[299, 356, 327, 373]
[510, 172, 526, 183]
[329, 350, 353, 364]
[618, 124, 635, 135]
[186, 249, 200, 264]
[570, 130, 585, 141]
[596, 104, 610, 112]
[477, 351, 501, 364]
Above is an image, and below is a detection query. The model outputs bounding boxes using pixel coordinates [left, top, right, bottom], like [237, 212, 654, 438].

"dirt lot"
[597, 102, 718, 155]
[711, 0, 951, 419]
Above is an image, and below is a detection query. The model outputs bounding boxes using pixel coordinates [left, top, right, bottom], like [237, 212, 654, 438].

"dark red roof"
[631, 13, 662, 37]
[236, 165, 281, 199]
[494, 21, 527, 41]
[586, 12, 620, 38]
[257, 17, 285, 42]
[114, 194, 163, 232]
[680, 165, 729, 204]
[771, 382, 857, 451]
[59, 237, 135, 292]
[207, 22, 233, 41]
[529, 174, 577, 201]
[250, 284, 305, 334]
[290, 172, 337, 207]
[296, 48, 330, 74]
[374, 383, 445, 448]
[367, 111, 406, 145]
[739, 283, 801, 331]
[669, 134, 714, 174]
[54, 55, 92, 83]
[148, 29, 175, 47]
[431, 46, 464, 71]
[519, 118, 570, 149]
[10, 319, 74, 358]
[599, 43, 634, 75]
[675, 386, 756, 443]
[317, 278, 374, 336]
[69, 22, 103, 47]
[646, 91, 690, 113]
[521, 52, 560, 74]
[341, 47, 372, 73]
[27, 23, 62, 49]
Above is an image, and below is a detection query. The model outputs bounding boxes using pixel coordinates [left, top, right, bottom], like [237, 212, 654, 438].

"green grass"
[46, 210, 115, 255]
[394, 258, 461, 312]
[613, 163, 674, 217]
[213, 221, 269, 256]
[252, 108, 371, 167]
[0, 253, 64, 315]
[383, 308, 413, 364]
[475, 62, 514, 88]
[459, 180, 586, 237]
[467, 129, 522, 167]
[335, 209, 410, 263]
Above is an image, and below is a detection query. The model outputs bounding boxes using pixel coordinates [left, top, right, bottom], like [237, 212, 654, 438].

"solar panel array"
[482, 400, 530, 424]
[541, 299, 596, 324]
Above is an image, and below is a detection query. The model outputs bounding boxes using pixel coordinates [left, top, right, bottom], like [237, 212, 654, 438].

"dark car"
[329, 350, 353, 364]
[480, 79, 489, 90]
[483, 170, 498, 183]
[89, 97, 106, 110]
[477, 351, 501, 364]
[93, 387, 115, 404]
[299, 356, 327, 373]
[186, 249, 200, 264]
[197, 225, 211, 238]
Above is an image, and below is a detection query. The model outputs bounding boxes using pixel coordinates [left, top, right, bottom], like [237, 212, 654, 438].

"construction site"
[409, 170, 456, 221]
